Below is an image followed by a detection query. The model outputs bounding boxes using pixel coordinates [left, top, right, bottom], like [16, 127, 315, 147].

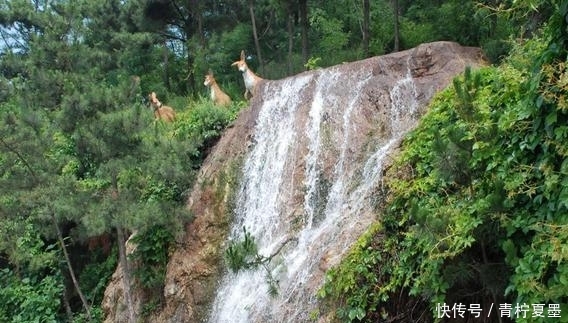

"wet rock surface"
[102, 41, 485, 323]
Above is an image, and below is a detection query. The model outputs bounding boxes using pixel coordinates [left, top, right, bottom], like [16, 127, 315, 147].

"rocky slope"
[102, 41, 486, 323]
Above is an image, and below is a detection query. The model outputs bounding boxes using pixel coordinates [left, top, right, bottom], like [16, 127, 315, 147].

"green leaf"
[545, 110, 558, 130]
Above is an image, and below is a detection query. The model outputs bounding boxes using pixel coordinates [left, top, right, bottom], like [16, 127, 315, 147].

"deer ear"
[208, 69, 214, 76]
[240, 50, 245, 61]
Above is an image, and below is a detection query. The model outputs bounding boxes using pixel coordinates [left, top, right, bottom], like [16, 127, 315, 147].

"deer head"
[147, 92, 175, 122]
[148, 91, 160, 109]
[204, 69, 216, 87]
[231, 50, 248, 73]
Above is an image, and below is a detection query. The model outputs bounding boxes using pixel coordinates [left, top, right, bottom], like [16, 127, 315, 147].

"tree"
[299, 0, 309, 67]
[392, 0, 400, 52]
[0, 1, 195, 320]
[286, 1, 295, 73]
[0, 87, 94, 321]
[363, 0, 370, 56]
[0, 0, 554, 321]
[248, 0, 264, 74]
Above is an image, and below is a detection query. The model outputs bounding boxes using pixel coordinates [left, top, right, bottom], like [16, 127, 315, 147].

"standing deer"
[204, 70, 232, 107]
[231, 50, 263, 100]
[148, 92, 176, 122]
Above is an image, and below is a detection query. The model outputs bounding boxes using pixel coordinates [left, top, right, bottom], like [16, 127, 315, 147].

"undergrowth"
[320, 23, 568, 323]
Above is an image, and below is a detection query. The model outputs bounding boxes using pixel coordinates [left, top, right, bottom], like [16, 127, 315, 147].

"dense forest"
[0, 0, 565, 322]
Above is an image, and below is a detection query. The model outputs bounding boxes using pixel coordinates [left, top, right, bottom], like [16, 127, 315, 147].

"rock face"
[102, 41, 485, 323]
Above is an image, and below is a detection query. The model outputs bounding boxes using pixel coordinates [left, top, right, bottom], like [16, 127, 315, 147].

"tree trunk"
[191, 0, 205, 47]
[117, 226, 136, 323]
[163, 38, 170, 90]
[62, 284, 74, 322]
[299, 0, 309, 67]
[287, 2, 294, 74]
[393, 0, 400, 52]
[363, 0, 370, 57]
[186, 54, 197, 97]
[52, 215, 92, 322]
[112, 175, 136, 323]
[249, 0, 264, 74]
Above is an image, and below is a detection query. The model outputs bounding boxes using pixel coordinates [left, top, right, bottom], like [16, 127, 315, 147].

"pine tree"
[0, 0, 194, 320]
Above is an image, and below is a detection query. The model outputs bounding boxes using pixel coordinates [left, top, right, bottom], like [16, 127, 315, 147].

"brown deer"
[204, 70, 232, 107]
[148, 92, 176, 122]
[231, 50, 264, 100]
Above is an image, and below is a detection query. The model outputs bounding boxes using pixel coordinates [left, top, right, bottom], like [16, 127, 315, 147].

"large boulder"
[102, 41, 486, 323]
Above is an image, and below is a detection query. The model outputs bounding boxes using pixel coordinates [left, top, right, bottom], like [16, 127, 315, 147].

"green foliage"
[193, 23, 254, 87]
[0, 268, 63, 323]
[225, 227, 259, 273]
[401, 0, 517, 62]
[0, 205, 62, 305]
[318, 224, 383, 322]
[304, 57, 322, 71]
[0, 2, 241, 320]
[0, 0, 563, 320]
[78, 247, 118, 308]
[0, 217, 59, 272]
[320, 7, 568, 320]
[309, 8, 350, 57]
[399, 19, 437, 50]
[174, 98, 243, 157]
[225, 227, 288, 297]
[140, 298, 161, 319]
[130, 226, 174, 294]
[368, 1, 396, 55]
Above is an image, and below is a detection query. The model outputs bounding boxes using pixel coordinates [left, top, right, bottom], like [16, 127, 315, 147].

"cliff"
[102, 41, 486, 323]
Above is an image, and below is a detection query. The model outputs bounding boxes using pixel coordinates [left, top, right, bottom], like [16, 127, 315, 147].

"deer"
[148, 92, 176, 122]
[204, 70, 232, 107]
[231, 50, 264, 100]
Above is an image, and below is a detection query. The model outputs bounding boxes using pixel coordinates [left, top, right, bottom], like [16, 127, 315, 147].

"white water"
[208, 64, 419, 323]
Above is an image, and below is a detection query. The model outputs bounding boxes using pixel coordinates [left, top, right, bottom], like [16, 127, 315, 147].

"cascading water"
[208, 61, 420, 323]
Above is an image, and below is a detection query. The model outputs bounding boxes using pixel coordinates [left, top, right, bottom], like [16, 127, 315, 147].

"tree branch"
[170, 0, 190, 26]
[249, 236, 298, 267]
[158, 30, 186, 43]
[0, 137, 37, 179]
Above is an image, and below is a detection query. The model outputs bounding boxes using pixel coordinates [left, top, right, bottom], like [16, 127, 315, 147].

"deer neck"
[209, 83, 220, 101]
[242, 69, 257, 90]
[152, 101, 162, 111]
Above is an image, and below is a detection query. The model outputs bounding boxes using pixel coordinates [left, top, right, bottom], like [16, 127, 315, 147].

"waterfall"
[304, 70, 340, 229]
[208, 63, 419, 323]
